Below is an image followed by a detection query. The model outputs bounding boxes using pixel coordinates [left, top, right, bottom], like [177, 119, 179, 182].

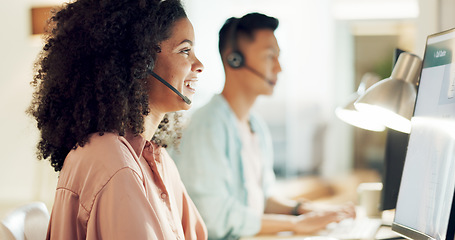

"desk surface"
[240, 225, 401, 240]
[240, 232, 310, 240]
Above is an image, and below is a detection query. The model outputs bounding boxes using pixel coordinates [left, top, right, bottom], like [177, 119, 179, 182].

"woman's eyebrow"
[178, 39, 193, 46]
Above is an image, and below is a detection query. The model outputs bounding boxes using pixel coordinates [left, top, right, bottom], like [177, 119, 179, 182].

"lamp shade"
[336, 73, 386, 131]
[354, 52, 422, 133]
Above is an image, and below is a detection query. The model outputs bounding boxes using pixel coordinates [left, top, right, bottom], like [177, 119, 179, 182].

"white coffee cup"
[357, 182, 383, 218]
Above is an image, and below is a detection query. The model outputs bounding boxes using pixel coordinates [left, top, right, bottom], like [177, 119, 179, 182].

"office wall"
[0, 0, 64, 213]
[440, 0, 455, 31]
[184, 0, 354, 177]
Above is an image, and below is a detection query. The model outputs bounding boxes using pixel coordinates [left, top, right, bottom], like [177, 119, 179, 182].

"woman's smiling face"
[148, 17, 204, 112]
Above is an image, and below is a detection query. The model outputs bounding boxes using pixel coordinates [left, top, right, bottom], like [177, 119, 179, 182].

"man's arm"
[258, 211, 343, 235]
[261, 196, 356, 234]
[264, 196, 310, 215]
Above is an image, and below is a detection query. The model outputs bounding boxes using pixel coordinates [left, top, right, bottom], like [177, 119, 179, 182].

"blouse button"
[161, 192, 167, 199]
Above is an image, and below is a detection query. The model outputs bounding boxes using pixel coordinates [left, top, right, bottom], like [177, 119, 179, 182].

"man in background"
[170, 12, 355, 240]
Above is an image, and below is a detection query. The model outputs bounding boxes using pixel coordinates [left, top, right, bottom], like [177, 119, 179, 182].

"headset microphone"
[149, 70, 192, 105]
[243, 65, 275, 86]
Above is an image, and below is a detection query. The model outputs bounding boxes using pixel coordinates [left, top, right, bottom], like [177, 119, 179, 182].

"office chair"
[1, 202, 50, 240]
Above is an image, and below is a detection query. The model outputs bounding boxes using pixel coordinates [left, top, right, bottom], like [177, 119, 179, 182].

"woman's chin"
[177, 98, 192, 111]
[180, 103, 192, 111]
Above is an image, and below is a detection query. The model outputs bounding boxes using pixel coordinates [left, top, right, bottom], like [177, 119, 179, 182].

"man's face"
[239, 29, 281, 95]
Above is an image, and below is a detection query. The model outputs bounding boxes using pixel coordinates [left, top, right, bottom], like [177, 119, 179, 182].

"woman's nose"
[193, 56, 204, 73]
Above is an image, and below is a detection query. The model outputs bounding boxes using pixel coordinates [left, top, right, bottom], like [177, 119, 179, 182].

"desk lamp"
[354, 52, 422, 133]
[336, 72, 386, 132]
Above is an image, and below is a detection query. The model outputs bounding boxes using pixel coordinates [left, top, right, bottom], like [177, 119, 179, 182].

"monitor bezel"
[446, 188, 455, 240]
[391, 222, 435, 240]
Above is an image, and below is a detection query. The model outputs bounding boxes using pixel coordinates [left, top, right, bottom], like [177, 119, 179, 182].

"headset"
[226, 19, 245, 69]
[149, 70, 191, 105]
[225, 18, 275, 86]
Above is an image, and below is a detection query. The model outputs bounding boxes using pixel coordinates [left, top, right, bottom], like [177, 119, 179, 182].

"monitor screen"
[392, 28, 455, 240]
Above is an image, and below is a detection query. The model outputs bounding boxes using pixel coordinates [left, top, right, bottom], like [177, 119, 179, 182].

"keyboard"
[319, 218, 383, 240]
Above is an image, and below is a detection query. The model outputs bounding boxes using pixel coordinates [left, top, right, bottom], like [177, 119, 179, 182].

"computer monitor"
[380, 129, 409, 211]
[392, 28, 455, 240]
[379, 48, 411, 211]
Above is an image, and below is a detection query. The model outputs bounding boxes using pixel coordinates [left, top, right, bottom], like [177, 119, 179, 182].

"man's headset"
[225, 18, 274, 86]
[226, 19, 245, 69]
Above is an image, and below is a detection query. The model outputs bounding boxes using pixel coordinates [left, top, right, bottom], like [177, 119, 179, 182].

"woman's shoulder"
[70, 132, 141, 169]
[57, 132, 143, 197]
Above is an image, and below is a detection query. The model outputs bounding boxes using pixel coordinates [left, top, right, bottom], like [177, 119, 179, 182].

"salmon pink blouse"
[46, 132, 207, 240]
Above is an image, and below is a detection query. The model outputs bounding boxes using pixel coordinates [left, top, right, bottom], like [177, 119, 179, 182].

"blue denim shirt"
[169, 94, 275, 240]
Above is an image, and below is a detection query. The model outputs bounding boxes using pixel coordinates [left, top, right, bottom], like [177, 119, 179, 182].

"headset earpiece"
[227, 51, 244, 68]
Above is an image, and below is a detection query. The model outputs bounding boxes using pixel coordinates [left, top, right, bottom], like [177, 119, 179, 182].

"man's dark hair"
[218, 12, 279, 56]
[28, 0, 186, 172]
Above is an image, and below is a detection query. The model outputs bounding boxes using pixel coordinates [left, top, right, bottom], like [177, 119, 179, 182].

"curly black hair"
[27, 0, 187, 172]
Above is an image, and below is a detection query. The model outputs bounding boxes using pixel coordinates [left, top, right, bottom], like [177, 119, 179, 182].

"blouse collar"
[124, 131, 162, 163]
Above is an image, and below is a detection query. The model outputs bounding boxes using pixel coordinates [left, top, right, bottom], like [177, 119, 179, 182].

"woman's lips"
[184, 80, 197, 92]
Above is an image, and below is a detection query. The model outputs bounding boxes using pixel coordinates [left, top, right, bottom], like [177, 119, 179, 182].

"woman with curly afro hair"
[27, 0, 206, 239]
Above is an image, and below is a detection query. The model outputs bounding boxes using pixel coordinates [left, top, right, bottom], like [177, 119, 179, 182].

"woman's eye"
[180, 48, 191, 55]
[265, 52, 275, 59]
[265, 55, 275, 61]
